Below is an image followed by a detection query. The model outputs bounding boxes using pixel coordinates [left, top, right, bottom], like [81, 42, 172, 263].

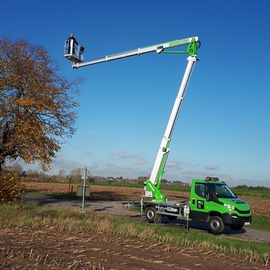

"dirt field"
[1, 182, 268, 270]
[0, 226, 267, 270]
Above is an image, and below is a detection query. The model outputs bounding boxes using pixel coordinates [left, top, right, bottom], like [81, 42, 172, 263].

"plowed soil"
[0, 227, 267, 270]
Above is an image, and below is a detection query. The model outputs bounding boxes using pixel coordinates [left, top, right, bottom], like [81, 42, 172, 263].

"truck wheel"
[208, 216, 224, 234]
[145, 207, 156, 223]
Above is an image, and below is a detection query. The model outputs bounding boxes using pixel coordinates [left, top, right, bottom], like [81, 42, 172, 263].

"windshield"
[208, 183, 236, 199]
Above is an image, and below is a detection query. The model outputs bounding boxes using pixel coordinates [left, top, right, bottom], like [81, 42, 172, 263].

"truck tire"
[145, 206, 157, 223]
[208, 216, 224, 234]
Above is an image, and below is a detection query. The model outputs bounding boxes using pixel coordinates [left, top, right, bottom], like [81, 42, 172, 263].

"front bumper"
[222, 213, 252, 226]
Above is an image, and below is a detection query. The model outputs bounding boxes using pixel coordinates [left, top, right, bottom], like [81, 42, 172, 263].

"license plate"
[244, 222, 251, 225]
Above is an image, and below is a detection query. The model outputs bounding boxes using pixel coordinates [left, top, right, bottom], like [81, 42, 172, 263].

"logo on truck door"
[197, 200, 204, 209]
[195, 183, 208, 210]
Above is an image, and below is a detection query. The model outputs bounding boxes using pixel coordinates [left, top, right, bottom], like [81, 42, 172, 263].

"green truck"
[142, 177, 252, 234]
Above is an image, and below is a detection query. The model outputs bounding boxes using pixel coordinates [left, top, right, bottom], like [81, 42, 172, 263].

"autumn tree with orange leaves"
[0, 38, 81, 171]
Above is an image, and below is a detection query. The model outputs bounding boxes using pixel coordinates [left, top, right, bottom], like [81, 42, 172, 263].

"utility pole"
[80, 167, 87, 213]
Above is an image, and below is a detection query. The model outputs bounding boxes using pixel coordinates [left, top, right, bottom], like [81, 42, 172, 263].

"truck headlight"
[223, 204, 235, 211]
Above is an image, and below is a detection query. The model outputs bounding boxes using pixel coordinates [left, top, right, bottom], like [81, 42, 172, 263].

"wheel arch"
[207, 211, 222, 222]
[143, 202, 156, 210]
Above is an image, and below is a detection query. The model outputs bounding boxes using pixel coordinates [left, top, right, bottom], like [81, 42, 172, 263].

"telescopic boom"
[144, 55, 197, 202]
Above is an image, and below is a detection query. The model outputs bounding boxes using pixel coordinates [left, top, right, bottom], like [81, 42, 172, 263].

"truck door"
[190, 183, 211, 221]
[195, 183, 207, 207]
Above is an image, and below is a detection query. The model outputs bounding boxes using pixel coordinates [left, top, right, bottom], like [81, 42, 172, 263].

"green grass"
[232, 187, 270, 199]
[23, 191, 50, 197]
[23, 190, 129, 201]
[0, 202, 269, 266]
[250, 215, 270, 231]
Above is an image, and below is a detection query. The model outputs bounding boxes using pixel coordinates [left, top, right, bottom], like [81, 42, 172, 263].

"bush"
[0, 171, 24, 203]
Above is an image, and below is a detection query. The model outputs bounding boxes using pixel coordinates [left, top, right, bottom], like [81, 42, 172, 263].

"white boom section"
[148, 55, 197, 186]
[72, 36, 198, 69]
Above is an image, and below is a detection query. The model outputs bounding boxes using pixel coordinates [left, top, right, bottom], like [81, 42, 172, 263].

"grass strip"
[250, 215, 270, 231]
[0, 202, 269, 266]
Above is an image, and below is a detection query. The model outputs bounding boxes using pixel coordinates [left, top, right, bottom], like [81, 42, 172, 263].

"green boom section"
[145, 140, 171, 203]
[145, 180, 166, 203]
[162, 38, 198, 56]
[141, 38, 192, 50]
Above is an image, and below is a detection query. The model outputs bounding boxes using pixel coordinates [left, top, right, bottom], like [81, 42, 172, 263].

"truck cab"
[189, 177, 252, 234]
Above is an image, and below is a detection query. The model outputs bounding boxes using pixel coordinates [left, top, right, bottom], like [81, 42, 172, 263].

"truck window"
[195, 183, 207, 198]
[209, 183, 236, 198]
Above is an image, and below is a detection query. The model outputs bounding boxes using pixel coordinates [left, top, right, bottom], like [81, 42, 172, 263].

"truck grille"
[236, 209, 251, 214]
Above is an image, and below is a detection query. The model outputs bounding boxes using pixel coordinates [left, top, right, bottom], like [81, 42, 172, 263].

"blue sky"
[2, 0, 270, 187]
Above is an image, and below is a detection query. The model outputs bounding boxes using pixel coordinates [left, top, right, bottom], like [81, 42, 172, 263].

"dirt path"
[0, 226, 267, 270]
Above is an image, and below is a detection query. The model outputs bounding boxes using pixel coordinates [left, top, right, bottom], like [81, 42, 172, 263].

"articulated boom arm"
[64, 35, 200, 203]
[64, 36, 199, 68]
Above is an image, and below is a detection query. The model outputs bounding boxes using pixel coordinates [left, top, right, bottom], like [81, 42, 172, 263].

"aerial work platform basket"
[64, 38, 84, 63]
